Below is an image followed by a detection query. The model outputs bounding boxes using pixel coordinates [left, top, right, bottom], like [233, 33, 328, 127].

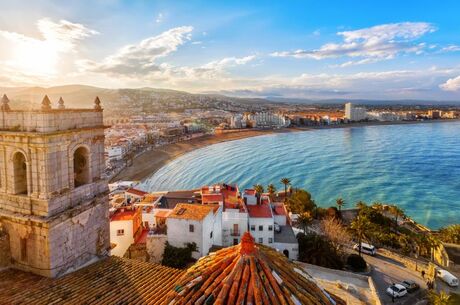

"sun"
[10, 39, 58, 77]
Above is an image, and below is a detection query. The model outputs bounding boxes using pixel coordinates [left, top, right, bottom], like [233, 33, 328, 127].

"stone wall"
[146, 235, 167, 264]
[0, 110, 103, 133]
[0, 129, 106, 217]
[0, 224, 10, 269]
[1, 196, 109, 277]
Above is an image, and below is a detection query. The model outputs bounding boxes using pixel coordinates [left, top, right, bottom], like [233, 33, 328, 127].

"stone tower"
[0, 96, 109, 277]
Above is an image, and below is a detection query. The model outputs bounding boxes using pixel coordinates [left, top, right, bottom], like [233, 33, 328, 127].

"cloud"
[441, 45, 460, 52]
[440, 76, 460, 91]
[271, 22, 435, 64]
[80, 26, 193, 77]
[0, 18, 97, 77]
[155, 13, 163, 23]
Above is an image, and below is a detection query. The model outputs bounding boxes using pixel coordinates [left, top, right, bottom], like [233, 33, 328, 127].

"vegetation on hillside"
[438, 224, 460, 244]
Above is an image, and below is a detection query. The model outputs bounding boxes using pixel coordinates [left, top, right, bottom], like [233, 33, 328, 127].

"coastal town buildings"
[166, 203, 222, 259]
[345, 102, 368, 121]
[109, 206, 142, 257]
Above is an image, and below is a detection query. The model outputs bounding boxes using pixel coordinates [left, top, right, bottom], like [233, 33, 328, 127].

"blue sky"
[1, 0, 460, 100]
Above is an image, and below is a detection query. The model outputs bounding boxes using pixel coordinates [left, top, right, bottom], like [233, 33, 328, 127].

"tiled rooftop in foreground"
[0, 257, 184, 305]
[165, 232, 344, 305]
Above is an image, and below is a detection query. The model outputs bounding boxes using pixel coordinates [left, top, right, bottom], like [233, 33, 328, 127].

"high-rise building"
[0, 95, 109, 277]
[344, 102, 367, 121]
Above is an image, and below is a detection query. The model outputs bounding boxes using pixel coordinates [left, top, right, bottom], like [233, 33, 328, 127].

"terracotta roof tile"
[247, 204, 272, 218]
[168, 203, 216, 221]
[0, 257, 184, 305]
[126, 188, 148, 197]
[165, 232, 344, 305]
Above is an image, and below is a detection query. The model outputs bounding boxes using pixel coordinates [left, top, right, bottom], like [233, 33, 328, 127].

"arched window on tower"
[12, 152, 28, 195]
[73, 147, 91, 187]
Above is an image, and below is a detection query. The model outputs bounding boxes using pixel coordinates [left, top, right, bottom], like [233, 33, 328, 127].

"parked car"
[353, 242, 377, 256]
[386, 284, 407, 298]
[436, 269, 459, 287]
[400, 280, 420, 293]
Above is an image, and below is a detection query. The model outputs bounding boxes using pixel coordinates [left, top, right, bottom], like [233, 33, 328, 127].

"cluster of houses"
[108, 182, 299, 261]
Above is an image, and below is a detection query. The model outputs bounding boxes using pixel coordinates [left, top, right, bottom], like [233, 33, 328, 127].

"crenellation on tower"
[0, 95, 110, 277]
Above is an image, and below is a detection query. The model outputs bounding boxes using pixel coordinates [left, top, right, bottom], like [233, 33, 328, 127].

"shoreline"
[111, 119, 460, 183]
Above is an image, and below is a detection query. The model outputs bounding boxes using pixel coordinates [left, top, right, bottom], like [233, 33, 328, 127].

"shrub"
[161, 242, 197, 269]
[297, 232, 344, 270]
[347, 254, 367, 272]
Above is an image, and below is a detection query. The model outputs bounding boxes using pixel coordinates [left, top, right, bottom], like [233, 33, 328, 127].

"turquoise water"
[140, 122, 460, 229]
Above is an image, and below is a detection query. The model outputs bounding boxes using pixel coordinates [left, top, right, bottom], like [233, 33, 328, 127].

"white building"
[344, 102, 367, 121]
[230, 113, 248, 129]
[166, 203, 222, 259]
[110, 207, 142, 257]
[105, 146, 126, 161]
[247, 112, 290, 128]
[246, 194, 275, 247]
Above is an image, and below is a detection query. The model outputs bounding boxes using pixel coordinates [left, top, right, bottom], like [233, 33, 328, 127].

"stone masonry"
[0, 95, 110, 277]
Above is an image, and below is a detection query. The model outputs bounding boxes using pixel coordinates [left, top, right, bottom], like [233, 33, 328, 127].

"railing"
[230, 229, 240, 236]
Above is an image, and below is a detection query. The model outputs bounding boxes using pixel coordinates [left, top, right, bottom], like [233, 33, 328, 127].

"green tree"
[253, 184, 264, 205]
[161, 242, 197, 269]
[350, 214, 371, 257]
[267, 183, 277, 201]
[336, 197, 345, 212]
[280, 177, 291, 203]
[297, 232, 344, 270]
[389, 205, 405, 229]
[428, 290, 453, 305]
[356, 201, 367, 211]
[296, 212, 313, 233]
[438, 224, 460, 244]
[287, 189, 316, 214]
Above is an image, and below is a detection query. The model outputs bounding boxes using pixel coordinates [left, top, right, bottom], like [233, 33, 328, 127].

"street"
[364, 253, 428, 305]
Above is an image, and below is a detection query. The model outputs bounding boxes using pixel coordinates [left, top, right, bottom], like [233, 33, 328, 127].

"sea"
[139, 121, 460, 229]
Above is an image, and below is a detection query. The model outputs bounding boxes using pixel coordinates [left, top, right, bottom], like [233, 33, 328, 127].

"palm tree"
[280, 177, 291, 203]
[372, 202, 384, 214]
[350, 214, 371, 257]
[253, 184, 264, 205]
[428, 290, 453, 305]
[356, 201, 367, 211]
[297, 212, 313, 233]
[336, 197, 345, 212]
[267, 184, 276, 201]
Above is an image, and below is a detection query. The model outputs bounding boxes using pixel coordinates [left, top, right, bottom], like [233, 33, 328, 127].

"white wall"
[110, 220, 134, 257]
[222, 209, 248, 247]
[249, 217, 274, 246]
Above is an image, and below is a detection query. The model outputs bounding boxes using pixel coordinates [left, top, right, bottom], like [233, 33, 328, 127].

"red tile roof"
[247, 204, 272, 218]
[164, 232, 343, 305]
[110, 208, 138, 221]
[244, 189, 256, 196]
[0, 257, 184, 305]
[202, 193, 224, 203]
[126, 188, 148, 197]
[273, 204, 287, 216]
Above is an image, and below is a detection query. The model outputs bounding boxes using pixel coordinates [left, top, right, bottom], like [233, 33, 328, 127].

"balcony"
[230, 229, 240, 237]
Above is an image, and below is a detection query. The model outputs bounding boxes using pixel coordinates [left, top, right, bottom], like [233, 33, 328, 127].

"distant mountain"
[0, 85, 274, 115]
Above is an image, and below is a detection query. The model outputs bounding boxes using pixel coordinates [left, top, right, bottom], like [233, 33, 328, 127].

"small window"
[233, 238, 238, 246]
[210, 231, 213, 239]
[259, 225, 263, 231]
[117, 229, 124, 236]
[258, 238, 263, 243]
[144, 221, 149, 228]
[268, 238, 273, 244]
[20, 238, 27, 261]
[189, 224, 194, 233]
[250, 225, 255, 231]
[268, 225, 273, 231]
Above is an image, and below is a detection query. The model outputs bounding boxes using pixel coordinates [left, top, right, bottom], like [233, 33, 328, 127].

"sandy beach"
[111, 119, 459, 183]
[110, 128, 300, 182]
